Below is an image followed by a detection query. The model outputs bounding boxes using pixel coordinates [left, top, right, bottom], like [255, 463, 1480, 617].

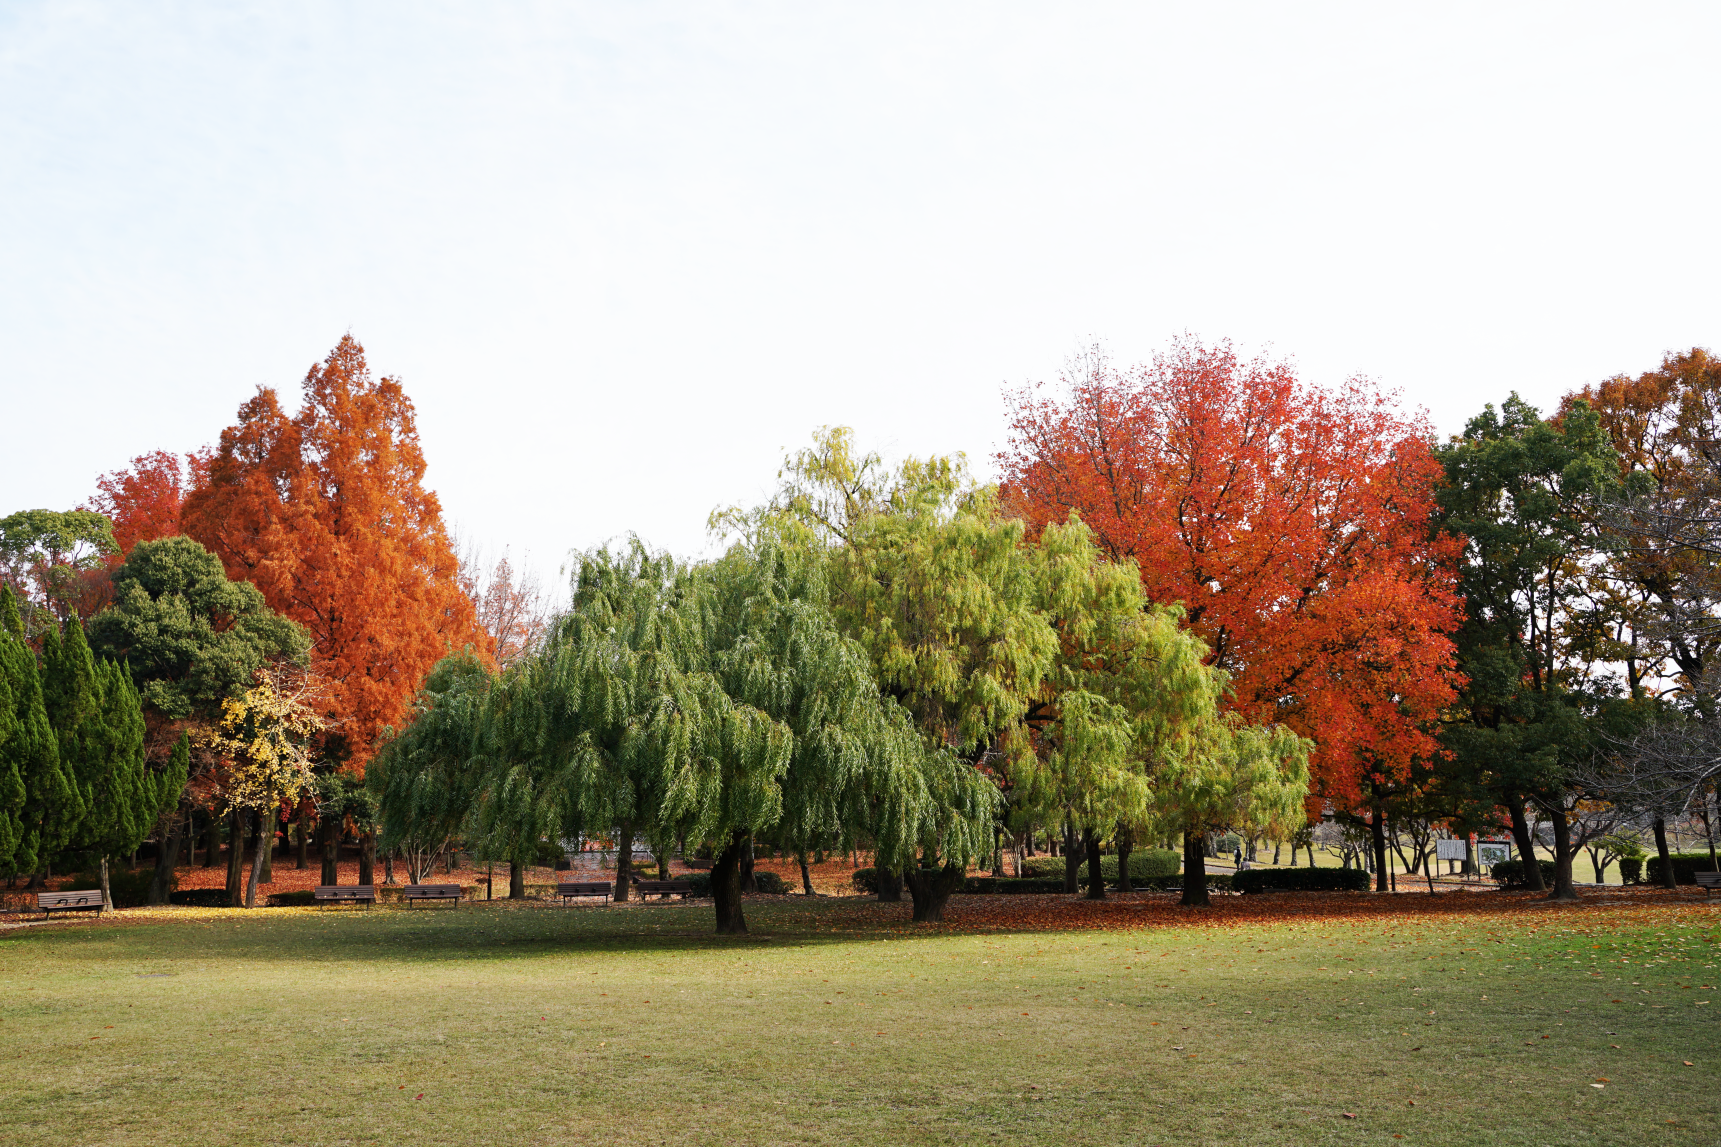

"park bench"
[1696, 872, 1721, 898]
[402, 883, 462, 907]
[314, 885, 376, 908]
[38, 889, 106, 917]
[632, 879, 695, 900]
[555, 881, 613, 904]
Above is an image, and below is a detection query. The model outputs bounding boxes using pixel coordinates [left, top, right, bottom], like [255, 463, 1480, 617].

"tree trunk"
[1589, 847, 1606, 885]
[1179, 830, 1210, 907]
[990, 826, 1006, 877]
[740, 836, 756, 893]
[1115, 823, 1134, 893]
[359, 830, 375, 886]
[226, 808, 247, 906]
[296, 803, 309, 869]
[875, 865, 903, 902]
[711, 831, 748, 934]
[798, 851, 814, 895]
[99, 854, 113, 916]
[613, 822, 635, 901]
[504, 859, 522, 898]
[246, 808, 270, 908]
[904, 861, 965, 923]
[1507, 801, 1547, 891]
[1289, 841, 1299, 866]
[1062, 822, 1082, 894]
[148, 811, 182, 906]
[320, 816, 339, 886]
[1272, 840, 1281, 865]
[1653, 817, 1677, 888]
[1370, 809, 1390, 893]
[259, 811, 274, 884]
[1083, 828, 1106, 901]
[384, 850, 396, 885]
[203, 809, 220, 868]
[1546, 805, 1579, 902]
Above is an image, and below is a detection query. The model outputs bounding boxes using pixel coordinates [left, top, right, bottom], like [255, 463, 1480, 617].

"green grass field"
[3, 892, 1715, 1146]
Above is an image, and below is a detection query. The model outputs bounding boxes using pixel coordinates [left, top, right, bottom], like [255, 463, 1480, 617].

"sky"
[4, 2, 1719, 594]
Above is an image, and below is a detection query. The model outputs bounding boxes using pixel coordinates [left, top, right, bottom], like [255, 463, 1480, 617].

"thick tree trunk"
[296, 803, 309, 869]
[875, 866, 903, 902]
[1179, 830, 1210, 907]
[359, 830, 375, 887]
[613, 822, 635, 901]
[1370, 810, 1390, 893]
[904, 861, 965, 923]
[798, 851, 814, 895]
[1115, 823, 1134, 893]
[711, 831, 748, 934]
[99, 854, 113, 916]
[203, 810, 220, 868]
[1083, 828, 1106, 901]
[991, 826, 1006, 877]
[226, 809, 247, 906]
[1289, 841, 1299, 866]
[1062, 823, 1082, 894]
[1546, 806, 1579, 901]
[246, 807, 270, 908]
[384, 850, 396, 885]
[320, 816, 339, 886]
[1653, 817, 1677, 889]
[1507, 801, 1546, 891]
[740, 836, 757, 893]
[149, 812, 182, 906]
[507, 859, 523, 898]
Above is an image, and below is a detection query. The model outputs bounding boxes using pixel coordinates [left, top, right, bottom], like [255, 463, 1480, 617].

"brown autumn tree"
[181, 335, 488, 769]
[86, 449, 212, 556]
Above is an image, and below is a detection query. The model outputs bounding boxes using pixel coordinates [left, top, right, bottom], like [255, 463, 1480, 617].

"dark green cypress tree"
[2, 605, 73, 885]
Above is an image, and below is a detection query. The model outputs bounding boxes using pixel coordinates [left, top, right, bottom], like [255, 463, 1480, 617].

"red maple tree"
[998, 341, 1464, 805]
[180, 335, 488, 768]
[85, 448, 212, 555]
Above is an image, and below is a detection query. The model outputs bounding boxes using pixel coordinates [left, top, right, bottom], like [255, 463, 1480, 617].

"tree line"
[6, 334, 1721, 924]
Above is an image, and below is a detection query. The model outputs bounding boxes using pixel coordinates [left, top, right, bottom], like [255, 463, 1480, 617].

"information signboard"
[1436, 839, 1468, 861]
[1476, 839, 1512, 868]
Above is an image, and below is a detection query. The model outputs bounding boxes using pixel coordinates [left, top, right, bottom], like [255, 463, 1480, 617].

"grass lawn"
[3, 890, 1716, 1146]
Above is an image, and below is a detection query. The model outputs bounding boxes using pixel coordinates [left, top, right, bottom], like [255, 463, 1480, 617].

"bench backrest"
[39, 890, 105, 908]
[635, 880, 693, 891]
[314, 886, 376, 899]
[1695, 871, 1721, 886]
[558, 882, 613, 894]
[404, 884, 461, 896]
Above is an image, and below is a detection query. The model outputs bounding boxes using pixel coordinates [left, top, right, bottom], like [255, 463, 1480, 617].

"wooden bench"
[632, 879, 695, 900]
[314, 885, 376, 908]
[555, 881, 613, 904]
[39, 890, 106, 917]
[402, 883, 462, 907]
[1696, 872, 1721, 897]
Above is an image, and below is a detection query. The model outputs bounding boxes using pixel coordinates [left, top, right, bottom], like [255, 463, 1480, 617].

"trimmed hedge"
[1646, 852, 1721, 885]
[169, 888, 233, 907]
[1618, 857, 1643, 884]
[1019, 850, 1180, 883]
[1490, 858, 1556, 887]
[673, 869, 787, 897]
[1232, 866, 1370, 894]
[60, 868, 166, 909]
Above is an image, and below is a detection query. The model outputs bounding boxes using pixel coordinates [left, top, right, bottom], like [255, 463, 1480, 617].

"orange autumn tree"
[86, 449, 211, 556]
[998, 341, 1464, 808]
[181, 335, 488, 769]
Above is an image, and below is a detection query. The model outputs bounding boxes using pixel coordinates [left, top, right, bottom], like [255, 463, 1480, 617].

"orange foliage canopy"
[180, 335, 487, 768]
[86, 448, 210, 555]
[997, 341, 1463, 806]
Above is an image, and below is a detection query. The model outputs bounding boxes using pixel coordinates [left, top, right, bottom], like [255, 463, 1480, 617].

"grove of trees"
[6, 333, 1721, 928]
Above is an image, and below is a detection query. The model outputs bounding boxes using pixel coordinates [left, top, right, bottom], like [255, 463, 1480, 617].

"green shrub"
[752, 870, 788, 894]
[961, 877, 1068, 894]
[1618, 857, 1643, 884]
[266, 890, 318, 907]
[1646, 852, 1721, 885]
[1490, 858, 1556, 887]
[1019, 850, 1180, 884]
[852, 867, 879, 894]
[1232, 867, 1370, 894]
[60, 867, 166, 909]
[169, 889, 232, 907]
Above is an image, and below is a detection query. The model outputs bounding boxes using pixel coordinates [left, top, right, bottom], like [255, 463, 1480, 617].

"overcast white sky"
[4, 3, 1718, 593]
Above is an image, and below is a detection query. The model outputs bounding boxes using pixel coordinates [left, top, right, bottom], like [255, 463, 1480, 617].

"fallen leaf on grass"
[1342, 1112, 1356, 1119]
[1685, 1061, 1695, 1066]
